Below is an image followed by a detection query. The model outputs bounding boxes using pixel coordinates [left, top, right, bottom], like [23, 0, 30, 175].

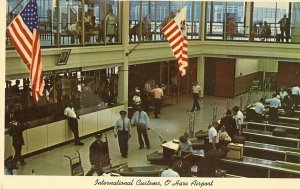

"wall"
[258, 59, 278, 73]
[5, 105, 124, 159]
[235, 59, 259, 77]
[234, 59, 259, 96]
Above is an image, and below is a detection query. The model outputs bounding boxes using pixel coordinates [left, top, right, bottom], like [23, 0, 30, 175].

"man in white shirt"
[291, 85, 300, 106]
[66, 21, 81, 44]
[279, 88, 288, 101]
[143, 79, 152, 114]
[64, 103, 84, 146]
[208, 121, 219, 151]
[151, 84, 164, 118]
[191, 81, 201, 111]
[161, 158, 180, 177]
[266, 93, 281, 121]
[232, 106, 244, 135]
[114, 111, 131, 158]
[131, 106, 151, 149]
[253, 98, 265, 122]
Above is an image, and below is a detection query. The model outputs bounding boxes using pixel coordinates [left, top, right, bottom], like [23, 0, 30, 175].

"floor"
[15, 91, 269, 176]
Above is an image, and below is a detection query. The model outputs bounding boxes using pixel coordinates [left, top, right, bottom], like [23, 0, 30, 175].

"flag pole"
[126, 7, 183, 56]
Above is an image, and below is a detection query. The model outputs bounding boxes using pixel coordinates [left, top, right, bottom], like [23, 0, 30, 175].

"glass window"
[81, 0, 106, 45]
[185, 1, 202, 40]
[58, 0, 82, 45]
[106, 0, 120, 43]
[252, 2, 289, 42]
[291, 2, 300, 43]
[206, 1, 246, 41]
[5, 67, 119, 123]
[6, 0, 121, 48]
[157, 1, 173, 41]
[129, 1, 153, 42]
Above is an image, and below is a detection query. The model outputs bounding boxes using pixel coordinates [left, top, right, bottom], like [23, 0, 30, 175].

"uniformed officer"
[114, 110, 131, 158]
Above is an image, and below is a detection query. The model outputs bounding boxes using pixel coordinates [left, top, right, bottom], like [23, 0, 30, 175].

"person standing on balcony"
[106, 7, 118, 42]
[278, 14, 290, 42]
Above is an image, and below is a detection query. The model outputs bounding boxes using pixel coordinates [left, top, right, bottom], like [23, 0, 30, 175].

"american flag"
[162, 7, 188, 76]
[6, 0, 44, 102]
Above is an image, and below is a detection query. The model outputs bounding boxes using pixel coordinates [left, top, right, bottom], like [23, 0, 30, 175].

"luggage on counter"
[227, 143, 244, 160]
[233, 135, 245, 144]
[246, 108, 256, 121]
[272, 127, 287, 137]
[195, 130, 208, 139]
[147, 151, 164, 164]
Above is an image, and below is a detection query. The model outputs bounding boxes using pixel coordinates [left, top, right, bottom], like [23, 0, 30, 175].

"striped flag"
[162, 7, 188, 76]
[6, 0, 44, 102]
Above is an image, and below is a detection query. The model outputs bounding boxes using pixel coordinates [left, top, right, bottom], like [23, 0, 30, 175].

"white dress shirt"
[152, 88, 164, 99]
[267, 97, 281, 108]
[114, 118, 131, 135]
[161, 168, 180, 177]
[131, 111, 150, 127]
[254, 102, 265, 114]
[192, 84, 201, 94]
[208, 126, 219, 143]
[64, 107, 77, 118]
[291, 86, 300, 95]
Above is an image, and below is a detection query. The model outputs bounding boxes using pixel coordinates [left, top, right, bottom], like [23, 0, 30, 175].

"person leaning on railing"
[66, 21, 82, 44]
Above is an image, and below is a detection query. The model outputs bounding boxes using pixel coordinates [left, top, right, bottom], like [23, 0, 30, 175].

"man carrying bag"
[131, 106, 151, 149]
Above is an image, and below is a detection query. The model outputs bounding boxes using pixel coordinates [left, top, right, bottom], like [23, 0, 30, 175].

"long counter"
[5, 104, 125, 159]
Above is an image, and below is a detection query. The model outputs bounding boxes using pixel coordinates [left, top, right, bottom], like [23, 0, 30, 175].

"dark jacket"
[220, 115, 237, 138]
[174, 161, 192, 177]
[89, 141, 107, 165]
[197, 149, 221, 177]
[8, 123, 26, 146]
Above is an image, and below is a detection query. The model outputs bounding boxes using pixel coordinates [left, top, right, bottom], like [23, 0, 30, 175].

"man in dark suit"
[8, 120, 27, 166]
[86, 133, 105, 176]
[173, 155, 192, 177]
[220, 110, 237, 139]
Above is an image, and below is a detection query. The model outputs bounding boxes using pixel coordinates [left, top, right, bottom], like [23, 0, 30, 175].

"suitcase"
[233, 135, 245, 144]
[227, 143, 244, 159]
[272, 127, 287, 137]
[195, 130, 208, 139]
[147, 151, 164, 164]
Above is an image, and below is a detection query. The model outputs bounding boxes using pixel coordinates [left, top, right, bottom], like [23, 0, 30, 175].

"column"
[200, 1, 206, 41]
[118, 1, 130, 109]
[245, 2, 252, 37]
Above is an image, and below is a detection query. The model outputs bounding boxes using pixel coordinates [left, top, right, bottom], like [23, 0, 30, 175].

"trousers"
[68, 117, 80, 144]
[137, 125, 150, 148]
[117, 131, 129, 156]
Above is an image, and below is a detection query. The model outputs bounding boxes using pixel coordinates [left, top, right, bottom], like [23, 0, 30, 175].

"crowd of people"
[250, 14, 291, 42]
[5, 73, 299, 176]
[247, 85, 300, 122]
[5, 72, 119, 124]
[66, 6, 119, 44]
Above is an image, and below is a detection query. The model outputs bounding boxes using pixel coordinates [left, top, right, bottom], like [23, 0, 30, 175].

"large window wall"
[129, 0, 202, 42]
[205, 1, 300, 43]
[5, 1, 300, 48]
[6, 0, 121, 48]
[206, 1, 246, 40]
[5, 67, 119, 124]
[251, 2, 290, 42]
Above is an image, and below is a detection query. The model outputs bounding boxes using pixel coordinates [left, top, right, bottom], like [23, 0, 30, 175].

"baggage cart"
[64, 150, 84, 176]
